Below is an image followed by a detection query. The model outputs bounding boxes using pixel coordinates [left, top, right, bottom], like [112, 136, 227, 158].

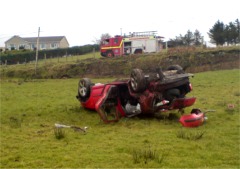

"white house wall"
[5, 36, 27, 50]
[5, 36, 69, 50]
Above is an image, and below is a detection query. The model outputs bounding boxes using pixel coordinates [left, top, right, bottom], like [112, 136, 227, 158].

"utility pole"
[35, 27, 40, 75]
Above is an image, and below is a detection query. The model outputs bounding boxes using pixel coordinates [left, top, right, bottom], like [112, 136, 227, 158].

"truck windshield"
[102, 39, 109, 45]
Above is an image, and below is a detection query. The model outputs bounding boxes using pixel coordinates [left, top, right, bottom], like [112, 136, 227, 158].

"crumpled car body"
[179, 109, 206, 127]
[76, 66, 197, 123]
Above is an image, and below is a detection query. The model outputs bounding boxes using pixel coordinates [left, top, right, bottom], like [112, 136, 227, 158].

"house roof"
[5, 35, 67, 44]
[22, 36, 66, 43]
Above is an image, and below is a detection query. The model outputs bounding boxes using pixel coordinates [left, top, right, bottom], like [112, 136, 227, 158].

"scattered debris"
[55, 123, 88, 133]
[227, 104, 235, 110]
[179, 109, 206, 127]
[204, 109, 216, 113]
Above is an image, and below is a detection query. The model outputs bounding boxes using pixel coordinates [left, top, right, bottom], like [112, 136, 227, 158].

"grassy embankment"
[1, 46, 239, 79]
[0, 69, 239, 168]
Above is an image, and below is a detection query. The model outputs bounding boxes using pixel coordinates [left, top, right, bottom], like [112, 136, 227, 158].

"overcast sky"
[0, 0, 239, 47]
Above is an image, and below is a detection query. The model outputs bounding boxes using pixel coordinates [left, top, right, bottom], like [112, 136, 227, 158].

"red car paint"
[76, 67, 203, 124]
[179, 109, 206, 127]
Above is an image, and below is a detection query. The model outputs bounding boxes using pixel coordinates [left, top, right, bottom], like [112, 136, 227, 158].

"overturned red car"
[76, 65, 201, 124]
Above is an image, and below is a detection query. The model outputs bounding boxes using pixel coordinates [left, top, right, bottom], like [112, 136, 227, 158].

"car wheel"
[78, 78, 91, 99]
[130, 69, 146, 92]
[167, 65, 184, 73]
[165, 88, 180, 101]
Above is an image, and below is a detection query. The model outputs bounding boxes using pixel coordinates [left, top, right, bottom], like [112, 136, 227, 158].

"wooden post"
[44, 53, 46, 65]
[35, 27, 40, 75]
[166, 41, 168, 51]
[93, 48, 95, 58]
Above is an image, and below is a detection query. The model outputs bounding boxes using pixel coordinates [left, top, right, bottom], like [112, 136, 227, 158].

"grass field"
[0, 69, 239, 168]
[1, 52, 101, 72]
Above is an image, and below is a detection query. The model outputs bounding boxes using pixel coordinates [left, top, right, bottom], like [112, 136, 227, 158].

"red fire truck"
[100, 31, 164, 57]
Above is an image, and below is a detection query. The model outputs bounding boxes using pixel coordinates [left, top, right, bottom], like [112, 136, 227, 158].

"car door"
[95, 85, 125, 123]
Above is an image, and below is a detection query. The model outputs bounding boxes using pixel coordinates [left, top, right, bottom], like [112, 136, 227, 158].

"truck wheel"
[130, 69, 146, 92]
[78, 78, 91, 99]
[167, 65, 184, 73]
[106, 51, 114, 57]
[134, 49, 143, 54]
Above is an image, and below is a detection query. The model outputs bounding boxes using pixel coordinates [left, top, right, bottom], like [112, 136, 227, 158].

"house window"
[31, 44, 36, 49]
[19, 44, 25, 50]
[8, 44, 15, 50]
[40, 44, 46, 49]
[51, 43, 58, 48]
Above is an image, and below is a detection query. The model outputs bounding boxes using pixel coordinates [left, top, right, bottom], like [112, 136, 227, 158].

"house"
[5, 35, 69, 50]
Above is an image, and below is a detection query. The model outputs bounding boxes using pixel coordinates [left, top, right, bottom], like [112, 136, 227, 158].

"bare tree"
[93, 33, 111, 45]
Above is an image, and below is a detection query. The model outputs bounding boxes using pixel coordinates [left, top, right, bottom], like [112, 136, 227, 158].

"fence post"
[44, 53, 46, 65]
[93, 48, 95, 58]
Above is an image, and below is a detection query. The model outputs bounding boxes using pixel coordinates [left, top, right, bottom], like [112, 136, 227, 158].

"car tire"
[78, 78, 91, 100]
[167, 65, 184, 73]
[130, 69, 146, 92]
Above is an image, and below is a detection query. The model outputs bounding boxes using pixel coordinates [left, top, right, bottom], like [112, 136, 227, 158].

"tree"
[235, 19, 240, 43]
[183, 30, 194, 46]
[169, 34, 184, 47]
[225, 21, 239, 45]
[208, 20, 225, 46]
[224, 24, 231, 45]
[169, 30, 202, 47]
[193, 30, 202, 46]
[93, 33, 111, 45]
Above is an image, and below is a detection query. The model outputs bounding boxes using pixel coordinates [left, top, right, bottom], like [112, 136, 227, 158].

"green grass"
[1, 46, 239, 79]
[0, 69, 239, 168]
[0, 52, 102, 79]
[1, 52, 102, 71]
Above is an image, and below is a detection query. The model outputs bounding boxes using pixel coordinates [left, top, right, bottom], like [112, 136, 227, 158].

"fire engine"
[100, 31, 164, 57]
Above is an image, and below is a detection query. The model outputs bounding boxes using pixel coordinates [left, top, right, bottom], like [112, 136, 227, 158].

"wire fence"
[0, 50, 101, 67]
